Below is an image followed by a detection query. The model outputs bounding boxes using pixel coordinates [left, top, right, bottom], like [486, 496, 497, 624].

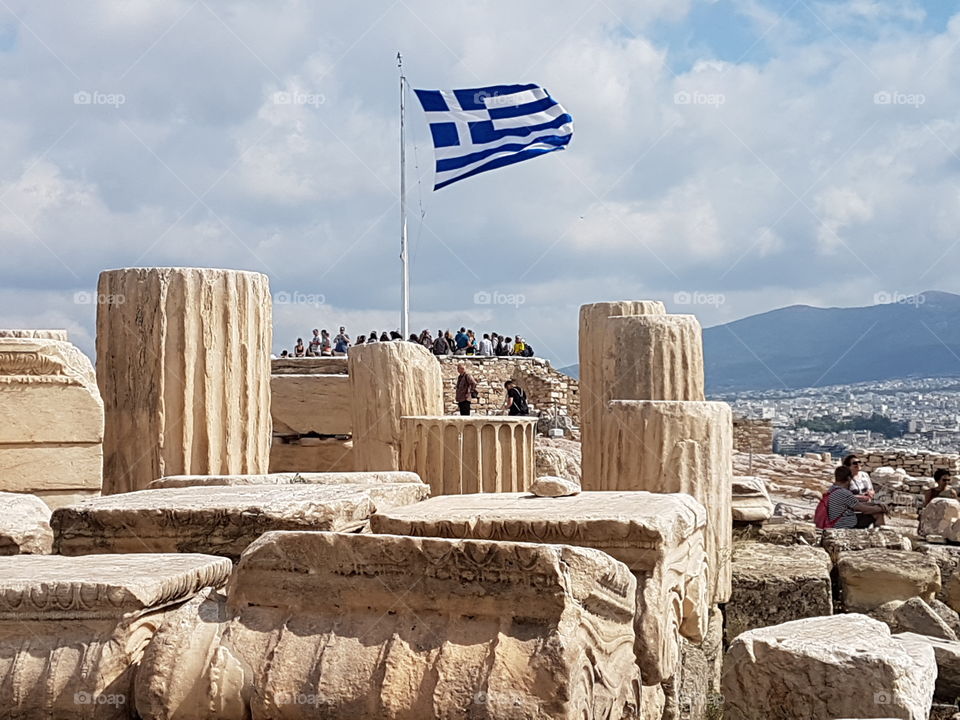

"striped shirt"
[827, 485, 859, 528]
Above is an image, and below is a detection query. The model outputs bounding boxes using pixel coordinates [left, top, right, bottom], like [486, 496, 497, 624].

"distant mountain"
[557, 291, 960, 392]
[558, 364, 579, 379]
[704, 291, 960, 392]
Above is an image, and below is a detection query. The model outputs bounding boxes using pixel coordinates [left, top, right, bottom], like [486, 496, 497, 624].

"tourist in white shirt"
[842, 454, 875, 500]
[478, 333, 494, 356]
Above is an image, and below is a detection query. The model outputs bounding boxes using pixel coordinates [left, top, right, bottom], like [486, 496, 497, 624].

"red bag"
[814, 490, 838, 529]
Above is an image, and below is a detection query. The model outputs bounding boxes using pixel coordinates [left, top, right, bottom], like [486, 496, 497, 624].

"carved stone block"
[52, 483, 429, 560]
[135, 531, 642, 720]
[149, 470, 422, 488]
[0, 553, 230, 720]
[371, 490, 708, 686]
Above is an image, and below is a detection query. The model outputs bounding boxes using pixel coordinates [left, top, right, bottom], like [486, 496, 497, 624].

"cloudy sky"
[0, 0, 957, 367]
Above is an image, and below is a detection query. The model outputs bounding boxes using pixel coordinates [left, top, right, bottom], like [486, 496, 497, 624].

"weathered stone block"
[97, 268, 272, 494]
[594, 399, 733, 604]
[271, 373, 352, 435]
[838, 548, 941, 612]
[871, 597, 957, 640]
[0, 553, 230, 720]
[896, 632, 960, 702]
[149, 470, 422, 488]
[135, 531, 643, 720]
[53, 483, 429, 560]
[726, 542, 832, 643]
[820, 526, 912, 564]
[349, 342, 443, 471]
[0, 338, 103, 505]
[372, 490, 707, 687]
[922, 497, 960, 541]
[0, 492, 52, 555]
[731, 475, 773, 522]
[723, 614, 936, 720]
[399, 415, 536, 495]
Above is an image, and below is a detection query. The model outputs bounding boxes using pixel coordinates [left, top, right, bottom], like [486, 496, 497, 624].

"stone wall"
[733, 418, 775, 454]
[857, 449, 960, 476]
[436, 356, 579, 421]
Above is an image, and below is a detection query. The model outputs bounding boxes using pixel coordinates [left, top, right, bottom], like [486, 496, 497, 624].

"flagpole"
[398, 51, 410, 339]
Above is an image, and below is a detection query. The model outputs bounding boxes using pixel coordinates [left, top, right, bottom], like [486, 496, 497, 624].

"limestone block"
[579, 300, 665, 484]
[731, 475, 773, 522]
[896, 632, 960, 702]
[0, 329, 69, 340]
[0, 553, 230, 720]
[135, 531, 643, 720]
[917, 543, 960, 612]
[271, 373, 352, 435]
[838, 548, 941, 612]
[725, 542, 833, 643]
[372, 490, 708, 687]
[0, 492, 53, 554]
[536, 437, 582, 483]
[870, 597, 957, 640]
[820, 526, 912, 563]
[53, 483, 430, 560]
[0, 338, 103, 502]
[531, 475, 581, 497]
[271, 356, 348, 374]
[269, 437, 354, 472]
[921, 498, 960, 541]
[96, 268, 272, 495]
[723, 614, 935, 720]
[399, 415, 536, 496]
[149, 470, 422, 488]
[600, 314, 706, 404]
[594, 400, 733, 604]
[349, 342, 443, 471]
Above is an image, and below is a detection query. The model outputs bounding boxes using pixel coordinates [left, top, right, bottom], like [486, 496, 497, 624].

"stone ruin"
[4, 284, 959, 719]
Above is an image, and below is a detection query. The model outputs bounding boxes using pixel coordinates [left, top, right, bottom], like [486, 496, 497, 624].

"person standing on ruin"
[455, 363, 478, 415]
[842, 455, 875, 500]
[479, 333, 494, 356]
[333, 327, 350, 355]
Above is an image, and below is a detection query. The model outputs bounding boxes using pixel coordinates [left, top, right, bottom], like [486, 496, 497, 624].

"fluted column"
[579, 301, 665, 484]
[96, 268, 272, 494]
[349, 342, 443, 471]
[400, 416, 536, 496]
[598, 400, 733, 604]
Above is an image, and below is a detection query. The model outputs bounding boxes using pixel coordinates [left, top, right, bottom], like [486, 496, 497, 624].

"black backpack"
[512, 387, 529, 415]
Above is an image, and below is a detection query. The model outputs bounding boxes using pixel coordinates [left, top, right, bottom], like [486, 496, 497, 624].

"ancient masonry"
[97, 268, 273, 494]
[12, 287, 957, 719]
[731, 417, 774, 454]
[858, 448, 960, 476]
[0, 335, 103, 507]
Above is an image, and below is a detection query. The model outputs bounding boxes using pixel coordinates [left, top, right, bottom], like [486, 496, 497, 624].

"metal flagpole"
[398, 51, 409, 338]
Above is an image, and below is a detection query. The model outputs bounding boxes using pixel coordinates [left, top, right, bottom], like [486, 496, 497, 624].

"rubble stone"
[820, 526, 912, 564]
[896, 632, 960, 702]
[731, 475, 774, 522]
[922, 498, 960, 541]
[0, 492, 53, 555]
[725, 542, 833, 643]
[723, 614, 936, 720]
[870, 597, 957, 640]
[838, 548, 941, 612]
[535, 436, 582, 483]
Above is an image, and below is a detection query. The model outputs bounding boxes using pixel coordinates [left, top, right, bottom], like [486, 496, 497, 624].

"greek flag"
[414, 84, 573, 191]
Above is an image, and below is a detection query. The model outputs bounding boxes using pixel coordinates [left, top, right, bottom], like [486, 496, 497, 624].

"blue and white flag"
[413, 84, 573, 191]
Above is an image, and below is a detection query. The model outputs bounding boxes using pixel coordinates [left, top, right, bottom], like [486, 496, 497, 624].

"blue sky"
[0, 0, 959, 368]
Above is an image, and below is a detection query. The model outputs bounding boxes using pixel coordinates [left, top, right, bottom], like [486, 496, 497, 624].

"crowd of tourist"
[817, 453, 954, 530]
[275, 326, 535, 359]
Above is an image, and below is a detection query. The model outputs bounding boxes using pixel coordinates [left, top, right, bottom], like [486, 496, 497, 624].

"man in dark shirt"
[455, 363, 477, 415]
[829, 466, 888, 528]
[503, 380, 528, 416]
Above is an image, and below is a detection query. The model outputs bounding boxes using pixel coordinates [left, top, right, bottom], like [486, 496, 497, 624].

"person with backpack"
[503, 380, 529, 416]
[815, 466, 888, 529]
